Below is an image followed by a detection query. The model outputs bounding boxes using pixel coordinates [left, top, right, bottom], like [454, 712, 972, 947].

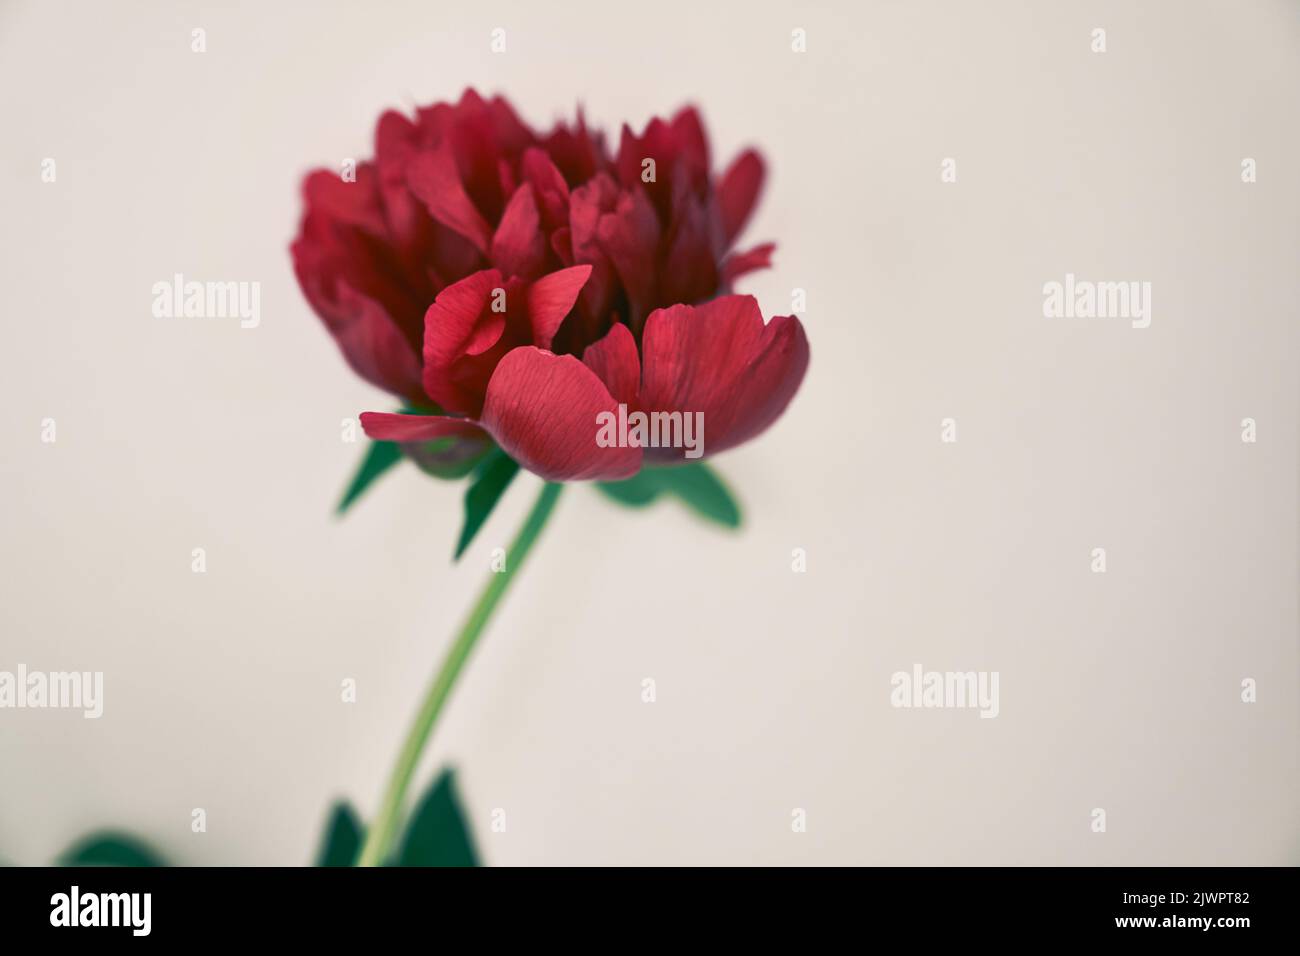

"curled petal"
[639, 295, 809, 462]
[480, 347, 641, 481]
[527, 264, 592, 350]
[422, 270, 503, 414]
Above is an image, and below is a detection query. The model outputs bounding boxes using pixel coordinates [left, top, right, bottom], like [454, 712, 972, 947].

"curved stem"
[356, 480, 564, 867]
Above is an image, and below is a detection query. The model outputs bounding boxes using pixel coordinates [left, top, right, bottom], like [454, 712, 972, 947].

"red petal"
[569, 174, 620, 318]
[550, 226, 574, 266]
[496, 158, 517, 208]
[596, 188, 660, 328]
[482, 93, 538, 153]
[527, 265, 592, 350]
[541, 107, 607, 185]
[639, 295, 809, 462]
[360, 412, 487, 443]
[615, 120, 660, 191]
[582, 322, 641, 408]
[669, 106, 711, 184]
[721, 242, 775, 285]
[480, 347, 641, 481]
[570, 174, 618, 252]
[406, 145, 493, 254]
[293, 204, 429, 341]
[333, 286, 424, 399]
[289, 249, 423, 402]
[660, 197, 718, 306]
[422, 270, 501, 414]
[373, 110, 443, 289]
[520, 147, 570, 229]
[416, 90, 534, 223]
[718, 149, 765, 244]
[491, 184, 546, 279]
[303, 167, 387, 237]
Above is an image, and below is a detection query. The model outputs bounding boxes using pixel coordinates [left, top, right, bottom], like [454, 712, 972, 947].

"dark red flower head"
[292, 89, 807, 481]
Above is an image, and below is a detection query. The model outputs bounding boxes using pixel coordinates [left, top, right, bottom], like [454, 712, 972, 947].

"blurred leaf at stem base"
[597, 461, 741, 528]
[57, 833, 167, 867]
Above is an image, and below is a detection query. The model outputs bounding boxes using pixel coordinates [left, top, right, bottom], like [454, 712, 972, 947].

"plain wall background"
[1, 0, 1296, 865]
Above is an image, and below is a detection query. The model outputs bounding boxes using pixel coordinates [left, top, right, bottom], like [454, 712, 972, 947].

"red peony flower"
[292, 89, 808, 481]
[291, 92, 813, 865]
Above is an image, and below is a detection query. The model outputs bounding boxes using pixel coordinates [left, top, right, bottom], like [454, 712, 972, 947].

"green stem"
[356, 480, 564, 867]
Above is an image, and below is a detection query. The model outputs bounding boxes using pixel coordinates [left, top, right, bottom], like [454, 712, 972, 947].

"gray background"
[0, 0, 1296, 864]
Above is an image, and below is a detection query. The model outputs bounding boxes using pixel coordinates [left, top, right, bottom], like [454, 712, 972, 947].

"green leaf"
[314, 802, 363, 867]
[336, 440, 403, 514]
[57, 833, 166, 867]
[597, 473, 661, 506]
[454, 448, 520, 560]
[394, 768, 479, 867]
[406, 435, 493, 480]
[597, 462, 741, 528]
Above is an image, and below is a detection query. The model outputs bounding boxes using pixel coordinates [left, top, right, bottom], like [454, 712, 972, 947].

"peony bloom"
[292, 89, 808, 481]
